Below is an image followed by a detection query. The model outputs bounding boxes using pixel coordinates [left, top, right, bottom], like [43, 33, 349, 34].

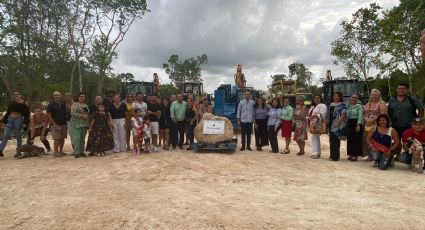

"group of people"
[1, 83, 424, 174]
[0, 90, 212, 158]
[236, 83, 425, 173]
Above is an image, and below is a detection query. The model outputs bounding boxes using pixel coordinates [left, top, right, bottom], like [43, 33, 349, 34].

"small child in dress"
[142, 116, 152, 153]
[131, 108, 144, 155]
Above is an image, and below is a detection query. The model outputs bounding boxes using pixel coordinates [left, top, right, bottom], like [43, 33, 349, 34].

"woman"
[28, 104, 51, 153]
[367, 114, 399, 170]
[110, 94, 127, 153]
[159, 98, 172, 150]
[253, 98, 268, 151]
[185, 98, 198, 150]
[125, 93, 134, 151]
[86, 96, 112, 154]
[70, 93, 90, 158]
[267, 99, 282, 153]
[198, 98, 213, 119]
[88, 104, 113, 156]
[308, 95, 327, 159]
[328, 92, 348, 161]
[65, 93, 75, 151]
[0, 91, 30, 158]
[347, 93, 364, 161]
[280, 98, 293, 154]
[293, 96, 308, 155]
[363, 89, 387, 158]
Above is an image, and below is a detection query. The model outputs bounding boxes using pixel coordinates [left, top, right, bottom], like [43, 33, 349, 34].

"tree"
[117, 73, 136, 83]
[379, 0, 425, 90]
[162, 54, 208, 88]
[90, 0, 149, 95]
[288, 62, 313, 92]
[270, 74, 287, 81]
[159, 84, 180, 100]
[331, 3, 382, 80]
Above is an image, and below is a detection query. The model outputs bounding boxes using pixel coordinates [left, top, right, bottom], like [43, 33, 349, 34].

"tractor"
[271, 79, 297, 107]
[322, 79, 369, 106]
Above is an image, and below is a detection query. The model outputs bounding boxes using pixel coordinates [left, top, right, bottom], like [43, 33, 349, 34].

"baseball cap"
[411, 117, 424, 123]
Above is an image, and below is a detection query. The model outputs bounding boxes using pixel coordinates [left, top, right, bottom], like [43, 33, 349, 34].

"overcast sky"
[112, 0, 399, 93]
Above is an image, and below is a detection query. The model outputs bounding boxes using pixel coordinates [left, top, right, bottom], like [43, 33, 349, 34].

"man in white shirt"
[132, 92, 148, 118]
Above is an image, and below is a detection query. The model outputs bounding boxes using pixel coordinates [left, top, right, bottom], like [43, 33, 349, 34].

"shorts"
[51, 124, 67, 140]
[151, 121, 159, 135]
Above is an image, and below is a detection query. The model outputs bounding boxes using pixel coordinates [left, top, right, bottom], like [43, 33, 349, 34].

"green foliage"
[331, 3, 382, 80]
[270, 74, 287, 81]
[0, 0, 149, 107]
[288, 62, 313, 92]
[162, 54, 208, 88]
[159, 84, 180, 100]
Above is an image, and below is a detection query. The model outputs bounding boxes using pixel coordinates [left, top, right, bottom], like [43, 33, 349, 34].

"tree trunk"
[78, 60, 82, 92]
[70, 60, 77, 93]
[0, 72, 14, 99]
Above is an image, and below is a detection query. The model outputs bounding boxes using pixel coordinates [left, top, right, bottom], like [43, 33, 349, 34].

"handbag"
[309, 114, 327, 134]
[371, 139, 390, 153]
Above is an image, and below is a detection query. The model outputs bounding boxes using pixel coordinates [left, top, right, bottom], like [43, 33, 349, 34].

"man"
[47, 91, 68, 157]
[170, 94, 177, 103]
[147, 95, 161, 151]
[236, 91, 255, 151]
[388, 83, 424, 157]
[400, 117, 425, 174]
[103, 89, 115, 111]
[170, 94, 186, 149]
[132, 92, 148, 118]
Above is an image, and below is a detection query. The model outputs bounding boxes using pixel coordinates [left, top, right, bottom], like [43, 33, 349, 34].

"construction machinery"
[213, 65, 258, 129]
[271, 79, 297, 107]
[322, 78, 369, 106]
[182, 81, 204, 102]
[120, 73, 160, 99]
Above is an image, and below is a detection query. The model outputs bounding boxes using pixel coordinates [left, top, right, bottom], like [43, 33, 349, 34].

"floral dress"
[86, 112, 113, 153]
[293, 105, 308, 141]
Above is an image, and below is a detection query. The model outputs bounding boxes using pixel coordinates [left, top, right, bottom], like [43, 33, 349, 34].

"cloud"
[112, 0, 399, 93]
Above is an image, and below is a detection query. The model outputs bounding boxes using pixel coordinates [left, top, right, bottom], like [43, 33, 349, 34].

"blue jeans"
[0, 117, 24, 151]
[371, 149, 391, 170]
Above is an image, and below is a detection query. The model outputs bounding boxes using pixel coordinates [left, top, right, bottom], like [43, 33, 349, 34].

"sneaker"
[311, 155, 319, 159]
[371, 161, 378, 167]
[44, 150, 52, 155]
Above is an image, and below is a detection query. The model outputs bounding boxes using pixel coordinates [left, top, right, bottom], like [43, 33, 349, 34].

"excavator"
[120, 73, 160, 99]
[214, 64, 257, 128]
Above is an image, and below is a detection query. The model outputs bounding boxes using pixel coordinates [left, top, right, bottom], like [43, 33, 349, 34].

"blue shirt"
[267, 107, 282, 129]
[253, 107, 268, 120]
[237, 99, 255, 123]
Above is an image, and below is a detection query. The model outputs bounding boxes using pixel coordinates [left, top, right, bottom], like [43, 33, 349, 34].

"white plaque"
[203, 121, 225, 134]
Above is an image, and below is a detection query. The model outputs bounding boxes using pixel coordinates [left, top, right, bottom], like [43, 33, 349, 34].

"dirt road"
[0, 135, 424, 229]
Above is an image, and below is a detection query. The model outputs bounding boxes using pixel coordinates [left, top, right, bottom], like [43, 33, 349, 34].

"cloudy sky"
[112, 0, 399, 93]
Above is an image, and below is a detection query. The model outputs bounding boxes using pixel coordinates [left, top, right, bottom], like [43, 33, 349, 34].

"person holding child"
[131, 108, 144, 154]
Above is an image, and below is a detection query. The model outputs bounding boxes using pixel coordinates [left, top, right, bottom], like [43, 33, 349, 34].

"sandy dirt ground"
[0, 133, 424, 230]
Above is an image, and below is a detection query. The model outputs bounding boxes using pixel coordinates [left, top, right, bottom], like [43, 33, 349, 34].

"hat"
[411, 117, 424, 123]
[105, 89, 116, 96]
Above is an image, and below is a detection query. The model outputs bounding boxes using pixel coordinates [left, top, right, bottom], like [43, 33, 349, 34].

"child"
[142, 116, 152, 153]
[131, 108, 144, 154]
[88, 104, 113, 156]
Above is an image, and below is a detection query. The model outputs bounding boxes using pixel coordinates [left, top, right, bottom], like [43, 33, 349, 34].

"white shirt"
[132, 101, 148, 117]
[309, 103, 328, 122]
